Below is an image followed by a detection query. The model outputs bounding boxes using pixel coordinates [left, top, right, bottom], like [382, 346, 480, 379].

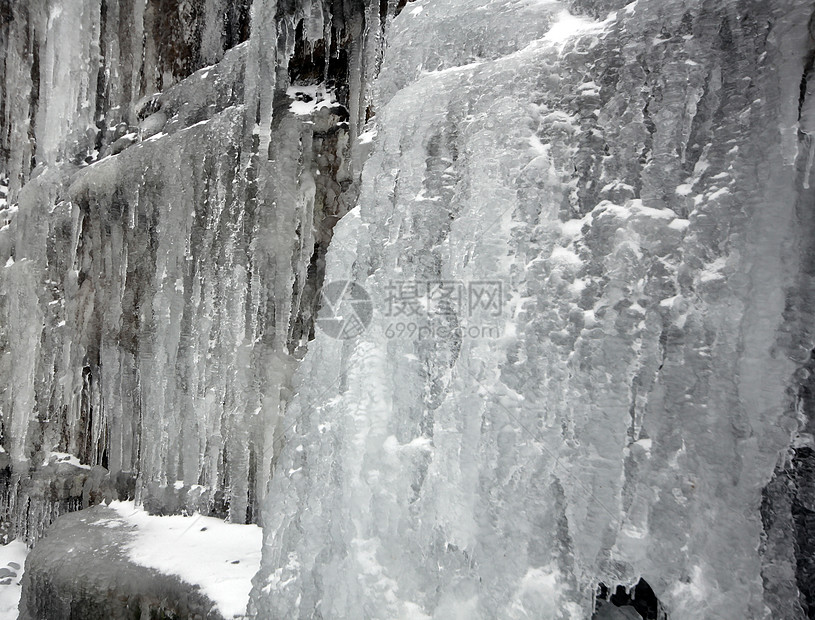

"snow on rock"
[109, 501, 262, 619]
[19, 504, 242, 619]
[0, 541, 27, 618]
[287, 84, 339, 116]
[45, 452, 91, 470]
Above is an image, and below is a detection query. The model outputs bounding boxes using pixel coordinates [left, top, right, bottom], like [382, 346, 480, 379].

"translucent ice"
[252, 1, 815, 618]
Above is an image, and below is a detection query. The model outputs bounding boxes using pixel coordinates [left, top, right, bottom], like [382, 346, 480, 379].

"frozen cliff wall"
[0, 0, 387, 542]
[251, 1, 815, 619]
[1, 0, 815, 619]
[0, 0, 252, 199]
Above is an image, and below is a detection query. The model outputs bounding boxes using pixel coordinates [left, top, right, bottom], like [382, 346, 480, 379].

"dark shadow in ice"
[593, 579, 668, 620]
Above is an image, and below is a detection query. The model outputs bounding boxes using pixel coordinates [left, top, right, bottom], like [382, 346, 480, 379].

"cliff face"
[0, 0, 382, 540]
[250, 1, 815, 619]
[0, 0, 814, 619]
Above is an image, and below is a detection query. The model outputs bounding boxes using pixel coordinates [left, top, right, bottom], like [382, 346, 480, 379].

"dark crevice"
[28, 19, 39, 171]
[93, 0, 108, 159]
[246, 444, 257, 524]
[799, 50, 815, 123]
[288, 20, 352, 108]
[224, 0, 253, 50]
[594, 579, 668, 619]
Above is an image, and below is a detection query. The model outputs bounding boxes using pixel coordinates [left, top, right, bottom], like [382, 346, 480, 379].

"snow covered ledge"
[18, 503, 261, 619]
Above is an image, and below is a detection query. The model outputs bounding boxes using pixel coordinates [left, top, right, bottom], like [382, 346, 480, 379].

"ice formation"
[251, 1, 815, 619]
[0, 0, 813, 618]
[0, 0, 382, 541]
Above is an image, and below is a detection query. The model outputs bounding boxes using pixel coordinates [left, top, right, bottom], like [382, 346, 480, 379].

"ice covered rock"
[251, 1, 815, 619]
[19, 505, 230, 620]
[0, 0, 389, 548]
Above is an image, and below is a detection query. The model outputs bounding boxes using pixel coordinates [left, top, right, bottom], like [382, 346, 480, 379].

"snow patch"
[287, 84, 338, 116]
[47, 451, 91, 469]
[0, 541, 26, 618]
[358, 128, 377, 144]
[0, 540, 28, 618]
[383, 435, 433, 454]
[699, 256, 727, 283]
[549, 246, 582, 266]
[109, 501, 262, 619]
[544, 10, 603, 45]
[560, 218, 587, 238]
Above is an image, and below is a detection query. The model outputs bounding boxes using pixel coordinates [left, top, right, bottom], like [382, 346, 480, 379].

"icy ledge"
[19, 503, 261, 619]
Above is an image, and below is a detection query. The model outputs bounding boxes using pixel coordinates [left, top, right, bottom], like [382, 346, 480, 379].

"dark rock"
[19, 505, 225, 620]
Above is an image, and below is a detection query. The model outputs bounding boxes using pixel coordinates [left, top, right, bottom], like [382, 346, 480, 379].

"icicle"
[801, 69, 815, 188]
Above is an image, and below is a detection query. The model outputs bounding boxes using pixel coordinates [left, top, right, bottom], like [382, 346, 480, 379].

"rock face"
[0, 0, 814, 619]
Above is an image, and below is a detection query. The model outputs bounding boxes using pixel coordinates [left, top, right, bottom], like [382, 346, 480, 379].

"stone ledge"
[19, 505, 225, 620]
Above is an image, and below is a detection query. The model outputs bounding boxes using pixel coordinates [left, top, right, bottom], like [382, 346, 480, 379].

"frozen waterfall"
[0, 0, 814, 619]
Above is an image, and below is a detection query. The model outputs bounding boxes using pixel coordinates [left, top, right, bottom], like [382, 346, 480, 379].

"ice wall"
[0, 0, 252, 200]
[0, 0, 385, 541]
[251, 1, 815, 619]
[2, 0, 815, 618]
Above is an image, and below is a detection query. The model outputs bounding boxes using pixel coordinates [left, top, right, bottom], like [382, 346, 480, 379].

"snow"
[287, 84, 338, 116]
[707, 187, 731, 201]
[633, 438, 652, 456]
[699, 257, 727, 283]
[560, 218, 587, 238]
[46, 451, 91, 469]
[550, 246, 583, 266]
[144, 131, 167, 142]
[358, 128, 378, 144]
[109, 501, 262, 619]
[0, 541, 27, 618]
[544, 10, 603, 44]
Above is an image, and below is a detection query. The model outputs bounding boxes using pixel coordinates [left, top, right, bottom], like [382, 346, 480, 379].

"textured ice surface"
[1, 0, 815, 618]
[0, 0, 382, 540]
[251, 1, 815, 619]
